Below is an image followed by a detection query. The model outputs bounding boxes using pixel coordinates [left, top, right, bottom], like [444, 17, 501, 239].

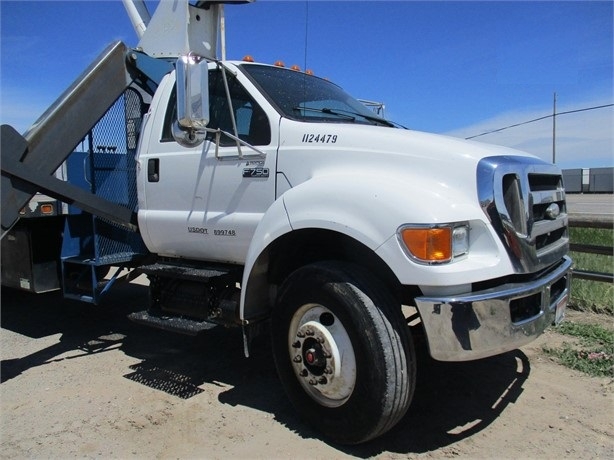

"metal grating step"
[128, 310, 218, 336]
[139, 262, 239, 283]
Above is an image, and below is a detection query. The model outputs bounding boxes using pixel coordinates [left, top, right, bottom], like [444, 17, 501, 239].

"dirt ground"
[1, 276, 612, 459]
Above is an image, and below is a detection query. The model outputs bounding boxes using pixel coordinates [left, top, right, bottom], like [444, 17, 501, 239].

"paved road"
[566, 194, 613, 223]
[566, 194, 613, 215]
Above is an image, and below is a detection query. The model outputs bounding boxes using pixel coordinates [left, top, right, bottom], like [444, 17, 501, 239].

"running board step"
[138, 262, 239, 283]
[128, 310, 218, 336]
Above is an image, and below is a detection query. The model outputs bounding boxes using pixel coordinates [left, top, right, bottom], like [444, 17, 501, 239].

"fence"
[568, 216, 613, 283]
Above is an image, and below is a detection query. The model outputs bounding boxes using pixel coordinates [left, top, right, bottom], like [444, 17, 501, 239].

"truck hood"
[276, 118, 540, 213]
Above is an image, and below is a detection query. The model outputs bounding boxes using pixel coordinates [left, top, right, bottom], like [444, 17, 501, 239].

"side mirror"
[174, 54, 209, 147]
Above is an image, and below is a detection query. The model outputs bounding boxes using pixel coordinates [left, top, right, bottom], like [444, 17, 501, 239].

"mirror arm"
[216, 60, 238, 76]
[198, 127, 266, 159]
[218, 64, 243, 157]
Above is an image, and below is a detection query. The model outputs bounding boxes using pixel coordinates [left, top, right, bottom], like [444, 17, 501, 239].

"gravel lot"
[1, 275, 613, 459]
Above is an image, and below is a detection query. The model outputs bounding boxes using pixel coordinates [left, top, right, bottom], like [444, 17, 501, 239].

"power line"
[465, 103, 614, 140]
[557, 103, 614, 117]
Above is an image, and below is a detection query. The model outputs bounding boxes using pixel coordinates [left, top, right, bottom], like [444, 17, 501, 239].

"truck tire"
[271, 261, 415, 444]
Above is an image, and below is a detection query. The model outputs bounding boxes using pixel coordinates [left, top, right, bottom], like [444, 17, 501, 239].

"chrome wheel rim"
[288, 303, 356, 407]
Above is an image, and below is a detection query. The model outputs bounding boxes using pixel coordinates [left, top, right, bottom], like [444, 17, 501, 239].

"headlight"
[452, 225, 469, 257]
[398, 223, 469, 264]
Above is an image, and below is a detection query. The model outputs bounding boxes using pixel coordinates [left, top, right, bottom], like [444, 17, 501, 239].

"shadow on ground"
[1, 284, 529, 455]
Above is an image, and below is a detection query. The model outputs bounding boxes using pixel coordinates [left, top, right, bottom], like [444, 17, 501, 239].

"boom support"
[1, 41, 132, 237]
[0, 40, 175, 239]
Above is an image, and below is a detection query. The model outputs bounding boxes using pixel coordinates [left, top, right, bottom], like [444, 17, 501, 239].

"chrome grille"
[477, 156, 569, 273]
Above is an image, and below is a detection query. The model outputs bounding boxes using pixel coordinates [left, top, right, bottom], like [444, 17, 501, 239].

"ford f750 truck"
[1, 0, 571, 444]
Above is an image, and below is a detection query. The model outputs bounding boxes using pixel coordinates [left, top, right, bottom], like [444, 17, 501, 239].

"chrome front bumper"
[415, 256, 572, 362]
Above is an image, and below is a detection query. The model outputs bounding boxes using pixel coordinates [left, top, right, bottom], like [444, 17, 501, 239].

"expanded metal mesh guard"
[86, 88, 148, 263]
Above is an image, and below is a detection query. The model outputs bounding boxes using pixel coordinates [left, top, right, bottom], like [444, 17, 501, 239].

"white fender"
[240, 195, 292, 320]
[239, 169, 511, 321]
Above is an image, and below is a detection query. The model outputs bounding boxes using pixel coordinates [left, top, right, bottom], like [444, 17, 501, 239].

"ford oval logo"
[545, 203, 560, 220]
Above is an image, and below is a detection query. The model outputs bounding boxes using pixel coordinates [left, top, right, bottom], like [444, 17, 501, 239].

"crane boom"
[132, 0, 253, 60]
[122, 0, 151, 38]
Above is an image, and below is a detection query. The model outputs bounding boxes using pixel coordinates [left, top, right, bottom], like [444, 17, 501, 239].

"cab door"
[138, 67, 278, 263]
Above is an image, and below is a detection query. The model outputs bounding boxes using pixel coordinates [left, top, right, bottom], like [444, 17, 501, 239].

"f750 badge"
[243, 167, 269, 178]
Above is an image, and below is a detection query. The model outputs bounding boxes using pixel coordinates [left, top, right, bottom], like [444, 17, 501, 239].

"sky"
[1, 0, 612, 169]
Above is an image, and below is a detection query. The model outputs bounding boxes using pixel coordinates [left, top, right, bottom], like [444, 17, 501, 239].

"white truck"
[1, 0, 572, 445]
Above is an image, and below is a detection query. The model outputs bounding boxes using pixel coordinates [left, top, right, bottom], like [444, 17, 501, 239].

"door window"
[162, 69, 271, 146]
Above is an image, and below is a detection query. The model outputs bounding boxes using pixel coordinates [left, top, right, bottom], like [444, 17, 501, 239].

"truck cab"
[137, 59, 571, 351]
[131, 56, 570, 444]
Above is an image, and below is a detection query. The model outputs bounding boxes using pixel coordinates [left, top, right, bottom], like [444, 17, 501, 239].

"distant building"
[563, 167, 614, 193]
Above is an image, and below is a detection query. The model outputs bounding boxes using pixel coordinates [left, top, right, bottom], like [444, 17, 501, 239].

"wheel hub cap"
[289, 305, 356, 407]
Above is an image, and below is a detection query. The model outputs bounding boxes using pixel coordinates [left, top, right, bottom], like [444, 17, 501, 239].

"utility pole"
[552, 92, 557, 164]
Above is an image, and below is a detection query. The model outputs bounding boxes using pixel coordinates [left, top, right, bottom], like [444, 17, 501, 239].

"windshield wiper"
[322, 108, 395, 127]
[293, 106, 401, 128]
[293, 106, 356, 121]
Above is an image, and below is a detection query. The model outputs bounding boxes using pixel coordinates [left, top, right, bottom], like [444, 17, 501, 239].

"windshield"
[239, 64, 393, 127]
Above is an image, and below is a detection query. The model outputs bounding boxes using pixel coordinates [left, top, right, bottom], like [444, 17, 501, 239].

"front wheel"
[271, 262, 416, 444]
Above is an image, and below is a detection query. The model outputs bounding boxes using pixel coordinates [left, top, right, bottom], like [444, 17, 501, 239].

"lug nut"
[292, 340, 301, 348]
[308, 379, 317, 386]
[318, 376, 328, 385]
[299, 369, 308, 377]
[293, 355, 302, 363]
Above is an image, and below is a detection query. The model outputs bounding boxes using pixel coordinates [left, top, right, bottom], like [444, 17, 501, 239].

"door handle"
[148, 158, 159, 182]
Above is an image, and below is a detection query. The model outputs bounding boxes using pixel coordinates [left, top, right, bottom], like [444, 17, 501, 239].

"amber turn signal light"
[400, 227, 452, 263]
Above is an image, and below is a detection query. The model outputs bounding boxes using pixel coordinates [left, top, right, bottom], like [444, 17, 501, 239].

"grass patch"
[556, 321, 613, 343]
[569, 226, 613, 315]
[570, 226, 614, 247]
[543, 321, 614, 377]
